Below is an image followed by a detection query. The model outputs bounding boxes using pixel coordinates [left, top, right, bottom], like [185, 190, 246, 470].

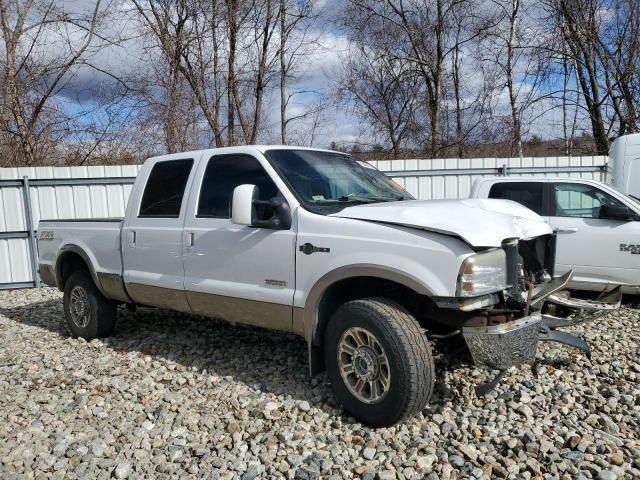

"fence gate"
[0, 156, 607, 290]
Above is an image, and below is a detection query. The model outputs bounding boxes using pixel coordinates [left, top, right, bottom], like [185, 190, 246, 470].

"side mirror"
[231, 184, 258, 226]
[599, 204, 634, 221]
[231, 184, 292, 230]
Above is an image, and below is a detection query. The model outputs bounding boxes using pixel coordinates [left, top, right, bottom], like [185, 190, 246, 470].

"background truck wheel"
[63, 270, 116, 340]
[324, 297, 434, 427]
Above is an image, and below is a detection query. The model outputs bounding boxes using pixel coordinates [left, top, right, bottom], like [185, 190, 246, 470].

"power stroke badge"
[620, 244, 640, 254]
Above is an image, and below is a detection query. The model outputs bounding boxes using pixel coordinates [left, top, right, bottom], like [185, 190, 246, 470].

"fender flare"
[301, 264, 433, 343]
[299, 264, 434, 376]
[55, 244, 105, 296]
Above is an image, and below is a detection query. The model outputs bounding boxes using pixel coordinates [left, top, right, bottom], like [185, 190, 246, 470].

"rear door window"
[488, 182, 545, 215]
[139, 159, 194, 218]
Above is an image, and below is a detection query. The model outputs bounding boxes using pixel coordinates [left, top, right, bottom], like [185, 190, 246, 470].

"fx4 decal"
[620, 244, 640, 254]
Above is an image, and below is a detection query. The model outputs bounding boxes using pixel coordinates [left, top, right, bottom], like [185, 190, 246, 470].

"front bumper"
[460, 270, 622, 393]
[462, 313, 541, 370]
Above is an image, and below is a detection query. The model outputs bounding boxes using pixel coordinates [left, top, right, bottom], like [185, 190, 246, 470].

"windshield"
[264, 149, 413, 213]
[610, 185, 640, 209]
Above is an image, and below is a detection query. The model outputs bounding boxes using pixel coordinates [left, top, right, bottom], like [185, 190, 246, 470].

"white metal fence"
[368, 155, 608, 200]
[0, 165, 141, 289]
[0, 156, 607, 289]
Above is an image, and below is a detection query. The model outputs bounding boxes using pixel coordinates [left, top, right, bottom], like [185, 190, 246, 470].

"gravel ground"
[0, 288, 638, 480]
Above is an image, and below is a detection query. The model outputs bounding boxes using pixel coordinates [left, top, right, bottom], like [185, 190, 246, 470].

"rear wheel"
[324, 297, 434, 427]
[63, 270, 116, 339]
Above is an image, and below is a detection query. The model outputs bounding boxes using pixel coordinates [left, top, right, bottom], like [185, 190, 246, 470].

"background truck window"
[553, 183, 623, 218]
[488, 182, 544, 215]
[139, 159, 194, 217]
[197, 154, 279, 218]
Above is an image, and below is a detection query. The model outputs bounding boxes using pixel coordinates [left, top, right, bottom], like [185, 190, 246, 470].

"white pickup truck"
[470, 178, 640, 292]
[37, 146, 619, 427]
[470, 133, 640, 292]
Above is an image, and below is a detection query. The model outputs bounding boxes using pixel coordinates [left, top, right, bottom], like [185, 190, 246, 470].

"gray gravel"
[1, 287, 639, 479]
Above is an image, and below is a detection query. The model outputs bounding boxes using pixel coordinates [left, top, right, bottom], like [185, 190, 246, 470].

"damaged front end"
[452, 234, 622, 395]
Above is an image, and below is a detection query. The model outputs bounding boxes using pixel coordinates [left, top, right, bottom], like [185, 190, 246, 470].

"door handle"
[129, 230, 136, 247]
[186, 232, 194, 247]
[554, 227, 578, 234]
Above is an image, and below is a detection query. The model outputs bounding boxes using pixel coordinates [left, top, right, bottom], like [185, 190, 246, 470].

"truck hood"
[331, 198, 553, 247]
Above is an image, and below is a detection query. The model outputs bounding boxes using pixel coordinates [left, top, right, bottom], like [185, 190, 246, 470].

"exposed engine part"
[428, 329, 461, 339]
[501, 234, 557, 303]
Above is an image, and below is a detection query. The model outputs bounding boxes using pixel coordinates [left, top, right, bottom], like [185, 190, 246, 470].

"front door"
[182, 153, 296, 331]
[549, 182, 640, 287]
[122, 158, 195, 311]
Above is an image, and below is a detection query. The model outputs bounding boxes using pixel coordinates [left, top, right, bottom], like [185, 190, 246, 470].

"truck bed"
[37, 218, 125, 292]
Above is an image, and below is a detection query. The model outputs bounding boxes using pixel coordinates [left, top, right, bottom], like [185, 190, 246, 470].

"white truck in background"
[37, 146, 618, 427]
[470, 133, 640, 293]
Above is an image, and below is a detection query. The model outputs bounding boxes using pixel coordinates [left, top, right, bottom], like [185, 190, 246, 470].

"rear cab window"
[139, 159, 194, 218]
[488, 182, 545, 215]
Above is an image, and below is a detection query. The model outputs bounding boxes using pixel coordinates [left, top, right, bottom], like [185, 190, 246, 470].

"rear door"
[181, 153, 297, 331]
[122, 157, 197, 311]
[548, 182, 640, 287]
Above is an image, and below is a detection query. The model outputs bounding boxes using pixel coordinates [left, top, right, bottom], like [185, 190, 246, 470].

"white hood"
[331, 198, 553, 247]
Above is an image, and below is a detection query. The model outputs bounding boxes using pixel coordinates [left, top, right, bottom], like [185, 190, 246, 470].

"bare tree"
[234, 0, 280, 144]
[278, 0, 315, 144]
[0, 0, 112, 165]
[481, 0, 549, 157]
[130, 0, 194, 153]
[555, 0, 609, 153]
[344, 0, 451, 156]
[337, 45, 419, 157]
[596, 0, 639, 135]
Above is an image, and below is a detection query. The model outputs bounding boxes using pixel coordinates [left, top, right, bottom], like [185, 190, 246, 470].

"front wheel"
[63, 270, 116, 339]
[324, 298, 434, 427]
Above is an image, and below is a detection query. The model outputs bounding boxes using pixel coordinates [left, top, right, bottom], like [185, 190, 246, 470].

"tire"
[63, 270, 116, 339]
[324, 297, 434, 427]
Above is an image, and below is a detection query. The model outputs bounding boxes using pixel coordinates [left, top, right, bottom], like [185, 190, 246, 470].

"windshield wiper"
[337, 196, 379, 203]
[338, 194, 406, 203]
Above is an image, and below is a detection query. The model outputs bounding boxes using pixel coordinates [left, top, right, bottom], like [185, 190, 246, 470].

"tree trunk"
[226, 0, 237, 146]
[165, 61, 179, 153]
[250, 0, 274, 144]
[507, 0, 523, 158]
[452, 41, 463, 158]
[279, 0, 286, 144]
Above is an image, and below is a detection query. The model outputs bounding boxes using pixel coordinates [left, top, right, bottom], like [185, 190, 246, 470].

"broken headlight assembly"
[457, 248, 509, 297]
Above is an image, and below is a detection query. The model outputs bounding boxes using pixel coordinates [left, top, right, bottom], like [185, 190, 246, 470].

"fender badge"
[299, 243, 330, 255]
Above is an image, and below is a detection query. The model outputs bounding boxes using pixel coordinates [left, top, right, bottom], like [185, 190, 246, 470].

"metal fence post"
[21, 176, 40, 288]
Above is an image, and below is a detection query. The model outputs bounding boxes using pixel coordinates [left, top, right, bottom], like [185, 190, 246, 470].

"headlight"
[457, 249, 508, 297]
